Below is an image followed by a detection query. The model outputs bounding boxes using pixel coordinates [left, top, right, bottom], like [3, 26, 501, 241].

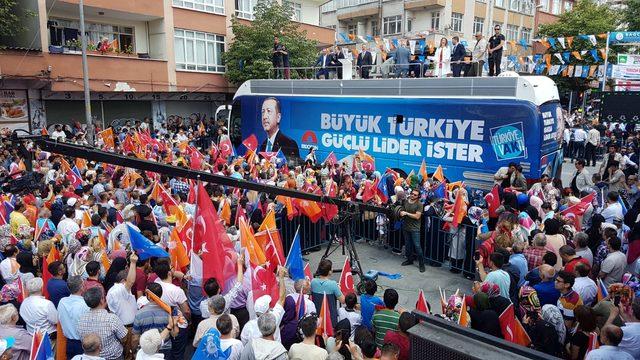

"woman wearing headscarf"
[521, 303, 563, 357]
[543, 218, 566, 270]
[468, 292, 502, 338]
[479, 281, 511, 316]
[279, 294, 299, 350]
[586, 214, 605, 255]
[103, 257, 127, 293]
[541, 305, 566, 348]
[69, 246, 92, 279]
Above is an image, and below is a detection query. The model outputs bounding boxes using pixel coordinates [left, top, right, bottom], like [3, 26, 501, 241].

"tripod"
[321, 205, 365, 293]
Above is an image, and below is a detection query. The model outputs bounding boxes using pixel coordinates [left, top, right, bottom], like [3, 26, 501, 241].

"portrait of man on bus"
[259, 97, 300, 159]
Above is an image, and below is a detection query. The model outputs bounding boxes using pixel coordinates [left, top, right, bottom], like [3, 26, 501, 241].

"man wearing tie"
[259, 97, 300, 159]
[357, 45, 373, 79]
[450, 36, 466, 77]
[331, 46, 345, 79]
[314, 48, 332, 79]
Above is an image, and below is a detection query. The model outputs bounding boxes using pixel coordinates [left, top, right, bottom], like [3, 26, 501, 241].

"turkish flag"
[242, 134, 258, 153]
[219, 136, 234, 158]
[66, 169, 82, 188]
[561, 192, 595, 231]
[451, 190, 467, 228]
[304, 263, 313, 281]
[196, 183, 236, 289]
[416, 289, 430, 314]
[316, 292, 334, 337]
[321, 181, 339, 222]
[251, 265, 279, 307]
[484, 185, 501, 218]
[42, 247, 61, 299]
[188, 147, 203, 170]
[499, 304, 531, 347]
[339, 258, 354, 295]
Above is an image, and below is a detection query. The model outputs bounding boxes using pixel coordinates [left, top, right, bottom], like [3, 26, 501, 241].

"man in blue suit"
[314, 48, 333, 79]
[450, 36, 466, 77]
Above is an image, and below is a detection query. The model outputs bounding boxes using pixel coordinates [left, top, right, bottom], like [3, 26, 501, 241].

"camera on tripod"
[0, 172, 43, 196]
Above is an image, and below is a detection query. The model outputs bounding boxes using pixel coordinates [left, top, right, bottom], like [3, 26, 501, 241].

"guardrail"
[275, 210, 479, 278]
[269, 61, 485, 80]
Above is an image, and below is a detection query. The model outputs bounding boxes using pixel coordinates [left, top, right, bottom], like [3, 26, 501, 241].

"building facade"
[533, 0, 575, 53]
[0, 0, 334, 132]
[320, 0, 535, 49]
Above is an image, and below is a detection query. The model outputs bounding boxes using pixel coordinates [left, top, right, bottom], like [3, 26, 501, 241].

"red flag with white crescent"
[339, 258, 354, 295]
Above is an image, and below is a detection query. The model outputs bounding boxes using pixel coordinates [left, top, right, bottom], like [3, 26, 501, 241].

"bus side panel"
[239, 95, 551, 188]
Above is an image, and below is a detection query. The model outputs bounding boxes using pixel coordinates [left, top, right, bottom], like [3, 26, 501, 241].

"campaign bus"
[229, 76, 564, 190]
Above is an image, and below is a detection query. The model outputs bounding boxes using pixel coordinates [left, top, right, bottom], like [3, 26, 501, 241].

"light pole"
[79, 0, 94, 145]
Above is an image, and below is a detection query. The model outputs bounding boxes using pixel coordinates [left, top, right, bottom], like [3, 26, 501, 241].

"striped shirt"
[132, 303, 169, 335]
[372, 308, 400, 348]
[558, 290, 583, 320]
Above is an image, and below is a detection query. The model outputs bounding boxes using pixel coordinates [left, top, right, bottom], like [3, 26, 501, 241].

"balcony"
[52, 0, 164, 19]
[46, 52, 169, 92]
[403, 0, 445, 11]
[336, 0, 379, 21]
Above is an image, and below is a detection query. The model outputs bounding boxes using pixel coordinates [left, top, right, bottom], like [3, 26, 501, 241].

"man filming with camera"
[400, 188, 425, 273]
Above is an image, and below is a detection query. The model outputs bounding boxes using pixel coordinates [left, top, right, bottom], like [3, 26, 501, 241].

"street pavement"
[307, 241, 472, 314]
[306, 156, 596, 313]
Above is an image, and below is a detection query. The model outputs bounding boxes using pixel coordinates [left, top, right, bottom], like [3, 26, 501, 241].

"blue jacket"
[315, 54, 332, 68]
[451, 42, 466, 62]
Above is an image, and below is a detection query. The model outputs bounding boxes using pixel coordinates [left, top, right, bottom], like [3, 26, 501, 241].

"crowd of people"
[276, 24, 508, 80]
[0, 106, 638, 360]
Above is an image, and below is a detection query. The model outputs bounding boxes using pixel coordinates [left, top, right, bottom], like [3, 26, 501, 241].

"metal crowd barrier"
[410, 311, 558, 360]
[275, 210, 479, 278]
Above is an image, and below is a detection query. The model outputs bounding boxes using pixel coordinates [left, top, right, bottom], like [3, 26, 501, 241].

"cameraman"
[400, 188, 425, 273]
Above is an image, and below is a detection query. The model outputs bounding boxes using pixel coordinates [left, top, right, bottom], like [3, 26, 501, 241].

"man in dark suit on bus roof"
[259, 97, 300, 159]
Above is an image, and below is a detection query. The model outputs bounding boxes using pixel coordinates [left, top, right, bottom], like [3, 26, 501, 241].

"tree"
[537, 0, 621, 94]
[0, 0, 32, 37]
[623, 0, 640, 31]
[223, 0, 319, 85]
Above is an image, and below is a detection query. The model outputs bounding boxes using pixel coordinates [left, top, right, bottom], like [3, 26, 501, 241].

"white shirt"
[588, 128, 600, 146]
[51, 130, 66, 141]
[585, 345, 634, 360]
[19, 295, 58, 335]
[240, 303, 285, 345]
[154, 279, 187, 307]
[57, 217, 80, 242]
[601, 202, 623, 223]
[106, 283, 137, 325]
[618, 322, 640, 358]
[199, 281, 243, 319]
[564, 128, 571, 143]
[0, 257, 18, 283]
[573, 276, 597, 306]
[574, 128, 587, 142]
[220, 338, 243, 360]
[337, 307, 362, 338]
[472, 38, 487, 61]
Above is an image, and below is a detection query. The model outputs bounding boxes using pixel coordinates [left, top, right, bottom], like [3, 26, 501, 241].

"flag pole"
[191, 175, 200, 254]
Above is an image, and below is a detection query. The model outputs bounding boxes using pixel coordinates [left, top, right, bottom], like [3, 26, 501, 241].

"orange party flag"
[432, 165, 445, 182]
[419, 159, 428, 181]
[458, 297, 470, 327]
[81, 210, 92, 228]
[219, 199, 232, 226]
[169, 228, 190, 271]
[240, 217, 266, 266]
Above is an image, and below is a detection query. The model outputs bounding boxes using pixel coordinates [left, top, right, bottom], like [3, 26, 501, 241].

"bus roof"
[234, 76, 559, 106]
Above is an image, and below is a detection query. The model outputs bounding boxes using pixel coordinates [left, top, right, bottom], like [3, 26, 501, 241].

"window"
[49, 18, 134, 52]
[551, 0, 561, 14]
[506, 24, 518, 41]
[407, 19, 412, 32]
[520, 27, 531, 43]
[451, 13, 463, 33]
[509, 0, 518, 10]
[235, 0, 256, 19]
[172, 0, 224, 15]
[347, 23, 357, 35]
[371, 20, 379, 37]
[564, 1, 573, 12]
[495, 0, 504, 7]
[174, 29, 225, 73]
[320, 1, 335, 12]
[430, 11, 440, 30]
[383, 15, 401, 35]
[539, 0, 549, 12]
[291, 2, 302, 21]
[473, 17, 484, 35]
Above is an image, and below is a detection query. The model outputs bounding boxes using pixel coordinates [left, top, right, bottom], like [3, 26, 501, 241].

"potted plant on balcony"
[63, 38, 81, 53]
[97, 37, 112, 55]
[123, 44, 134, 57]
[87, 42, 99, 55]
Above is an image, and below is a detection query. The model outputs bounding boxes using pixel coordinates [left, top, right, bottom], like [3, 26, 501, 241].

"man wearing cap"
[0, 304, 32, 360]
[240, 267, 286, 345]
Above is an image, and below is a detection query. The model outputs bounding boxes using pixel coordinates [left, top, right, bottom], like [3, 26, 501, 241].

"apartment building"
[320, 0, 535, 49]
[533, 0, 575, 53]
[0, 0, 334, 131]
